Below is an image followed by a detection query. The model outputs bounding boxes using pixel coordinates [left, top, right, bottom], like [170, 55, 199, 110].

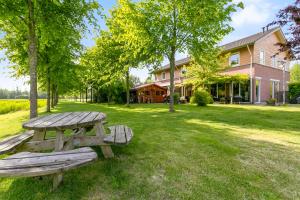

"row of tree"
[0, 0, 100, 118]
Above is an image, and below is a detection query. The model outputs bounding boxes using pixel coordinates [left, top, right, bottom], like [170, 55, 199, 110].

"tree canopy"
[268, 0, 300, 59]
[0, 0, 100, 116]
[109, 0, 243, 112]
[291, 64, 300, 82]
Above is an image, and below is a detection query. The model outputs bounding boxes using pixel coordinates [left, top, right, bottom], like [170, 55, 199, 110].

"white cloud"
[232, 0, 273, 27]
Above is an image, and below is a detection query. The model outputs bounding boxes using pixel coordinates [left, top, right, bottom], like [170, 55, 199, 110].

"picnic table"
[22, 111, 114, 157]
[0, 111, 133, 189]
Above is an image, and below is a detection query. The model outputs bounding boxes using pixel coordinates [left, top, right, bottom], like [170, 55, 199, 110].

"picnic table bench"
[0, 112, 133, 190]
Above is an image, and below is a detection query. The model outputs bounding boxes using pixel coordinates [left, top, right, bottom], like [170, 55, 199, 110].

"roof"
[160, 57, 191, 71]
[220, 27, 280, 52]
[132, 83, 167, 90]
[158, 27, 281, 71]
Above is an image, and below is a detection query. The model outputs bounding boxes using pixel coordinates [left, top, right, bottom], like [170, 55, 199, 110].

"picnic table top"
[23, 112, 106, 131]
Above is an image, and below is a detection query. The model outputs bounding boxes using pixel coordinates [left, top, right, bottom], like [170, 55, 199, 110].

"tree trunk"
[85, 87, 88, 103]
[54, 85, 58, 106]
[46, 74, 51, 112]
[28, 0, 38, 118]
[169, 49, 176, 112]
[90, 86, 93, 103]
[51, 85, 54, 108]
[126, 69, 130, 107]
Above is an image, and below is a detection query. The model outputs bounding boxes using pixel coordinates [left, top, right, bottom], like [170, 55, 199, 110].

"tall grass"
[0, 99, 46, 114]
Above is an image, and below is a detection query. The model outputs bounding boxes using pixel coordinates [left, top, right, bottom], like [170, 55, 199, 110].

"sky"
[0, 0, 296, 91]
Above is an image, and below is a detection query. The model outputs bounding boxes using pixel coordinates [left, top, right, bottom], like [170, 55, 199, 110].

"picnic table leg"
[53, 130, 64, 190]
[95, 122, 114, 158]
[31, 130, 45, 141]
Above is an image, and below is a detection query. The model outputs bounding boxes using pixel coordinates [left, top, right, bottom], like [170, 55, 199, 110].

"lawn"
[0, 102, 299, 200]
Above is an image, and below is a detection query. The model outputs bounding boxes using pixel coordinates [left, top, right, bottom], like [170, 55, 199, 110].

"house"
[130, 83, 167, 103]
[136, 27, 291, 104]
[155, 27, 291, 104]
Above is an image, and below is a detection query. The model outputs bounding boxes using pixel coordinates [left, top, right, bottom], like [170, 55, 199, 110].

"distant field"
[0, 99, 46, 114]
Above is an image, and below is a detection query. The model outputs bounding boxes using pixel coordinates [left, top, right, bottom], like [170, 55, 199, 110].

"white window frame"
[161, 72, 166, 80]
[229, 52, 240, 67]
[271, 56, 277, 68]
[270, 79, 280, 98]
[259, 50, 265, 65]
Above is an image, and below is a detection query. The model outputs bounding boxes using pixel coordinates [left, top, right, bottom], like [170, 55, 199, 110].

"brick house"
[135, 27, 291, 104]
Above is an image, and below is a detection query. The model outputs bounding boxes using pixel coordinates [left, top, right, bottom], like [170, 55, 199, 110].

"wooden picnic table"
[21, 111, 114, 189]
[22, 111, 114, 157]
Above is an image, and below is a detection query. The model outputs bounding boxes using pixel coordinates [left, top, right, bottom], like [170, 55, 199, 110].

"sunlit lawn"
[0, 102, 299, 200]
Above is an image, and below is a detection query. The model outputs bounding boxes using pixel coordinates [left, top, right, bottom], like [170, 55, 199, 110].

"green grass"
[0, 102, 299, 200]
[0, 99, 46, 114]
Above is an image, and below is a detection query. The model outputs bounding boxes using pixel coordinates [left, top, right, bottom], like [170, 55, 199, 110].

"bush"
[266, 98, 276, 106]
[190, 89, 213, 106]
[288, 82, 300, 104]
[173, 92, 180, 104]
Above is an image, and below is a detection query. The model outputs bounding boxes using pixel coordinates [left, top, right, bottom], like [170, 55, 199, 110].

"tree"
[113, 0, 242, 112]
[0, 0, 100, 116]
[268, 0, 300, 59]
[291, 64, 300, 82]
[185, 49, 230, 90]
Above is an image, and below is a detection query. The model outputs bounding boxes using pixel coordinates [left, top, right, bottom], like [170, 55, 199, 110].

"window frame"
[229, 52, 240, 67]
[271, 56, 277, 68]
[259, 50, 265, 65]
[161, 72, 166, 80]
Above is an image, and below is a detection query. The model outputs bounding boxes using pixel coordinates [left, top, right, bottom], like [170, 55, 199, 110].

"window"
[229, 53, 240, 67]
[233, 83, 240, 97]
[272, 56, 277, 68]
[161, 72, 166, 80]
[270, 80, 280, 98]
[156, 91, 160, 96]
[181, 68, 187, 75]
[259, 50, 265, 65]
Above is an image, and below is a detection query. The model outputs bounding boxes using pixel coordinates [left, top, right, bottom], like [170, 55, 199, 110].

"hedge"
[288, 82, 300, 104]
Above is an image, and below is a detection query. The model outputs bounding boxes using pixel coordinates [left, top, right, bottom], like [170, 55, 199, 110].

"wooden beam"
[22, 135, 109, 152]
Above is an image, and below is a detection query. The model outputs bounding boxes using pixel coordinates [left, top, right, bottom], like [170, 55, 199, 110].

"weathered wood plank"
[23, 114, 60, 128]
[0, 147, 97, 178]
[104, 125, 133, 145]
[49, 112, 82, 128]
[55, 130, 64, 151]
[63, 112, 91, 126]
[34, 112, 73, 128]
[0, 131, 34, 155]
[79, 112, 99, 124]
[23, 112, 106, 131]
[22, 135, 109, 152]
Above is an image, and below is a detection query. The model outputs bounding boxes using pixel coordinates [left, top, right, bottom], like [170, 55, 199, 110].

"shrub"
[173, 92, 180, 104]
[266, 98, 276, 106]
[190, 89, 213, 106]
[288, 82, 300, 104]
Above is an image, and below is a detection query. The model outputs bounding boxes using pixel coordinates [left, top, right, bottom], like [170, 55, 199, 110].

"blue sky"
[0, 0, 295, 90]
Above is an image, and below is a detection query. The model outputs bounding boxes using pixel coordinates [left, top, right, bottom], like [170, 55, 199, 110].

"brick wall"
[253, 64, 290, 102]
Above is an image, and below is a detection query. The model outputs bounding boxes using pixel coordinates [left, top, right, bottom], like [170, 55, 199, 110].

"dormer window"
[162, 72, 166, 80]
[229, 53, 240, 67]
[260, 50, 265, 65]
